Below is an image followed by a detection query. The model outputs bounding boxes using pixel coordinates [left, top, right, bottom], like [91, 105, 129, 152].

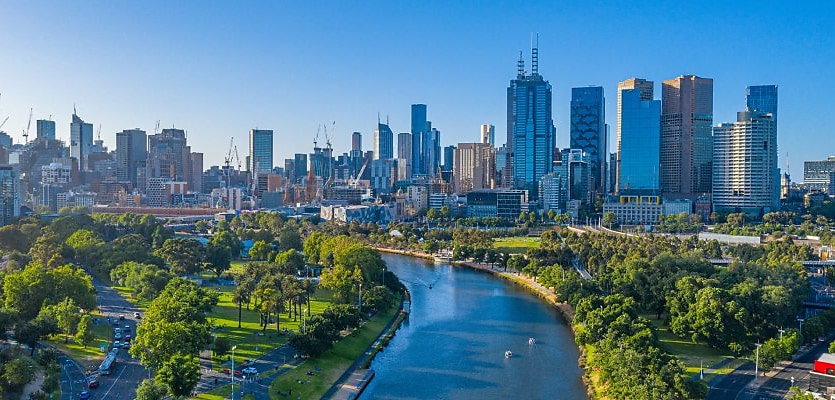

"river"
[360, 253, 588, 400]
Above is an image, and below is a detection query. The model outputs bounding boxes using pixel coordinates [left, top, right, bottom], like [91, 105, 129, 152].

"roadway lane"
[707, 361, 755, 400]
[751, 340, 829, 400]
[59, 355, 90, 400]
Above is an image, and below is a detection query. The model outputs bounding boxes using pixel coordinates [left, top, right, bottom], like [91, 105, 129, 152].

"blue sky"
[1, 1, 834, 177]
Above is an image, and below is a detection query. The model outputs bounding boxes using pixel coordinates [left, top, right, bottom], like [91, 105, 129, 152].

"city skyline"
[1, 2, 833, 175]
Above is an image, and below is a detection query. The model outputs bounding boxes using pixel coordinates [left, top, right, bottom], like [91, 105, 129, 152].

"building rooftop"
[818, 353, 835, 365]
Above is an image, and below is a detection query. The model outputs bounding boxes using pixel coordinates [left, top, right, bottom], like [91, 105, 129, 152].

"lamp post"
[231, 345, 237, 400]
[778, 328, 785, 340]
[754, 343, 762, 380]
[358, 283, 363, 314]
[798, 317, 805, 340]
[382, 267, 386, 287]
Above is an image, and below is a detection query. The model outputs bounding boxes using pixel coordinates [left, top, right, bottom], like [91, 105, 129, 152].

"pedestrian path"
[192, 342, 302, 400]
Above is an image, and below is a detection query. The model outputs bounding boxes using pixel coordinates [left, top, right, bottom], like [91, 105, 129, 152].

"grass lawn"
[493, 236, 541, 254]
[111, 286, 153, 310]
[268, 304, 399, 400]
[208, 286, 334, 369]
[47, 311, 116, 370]
[643, 315, 735, 378]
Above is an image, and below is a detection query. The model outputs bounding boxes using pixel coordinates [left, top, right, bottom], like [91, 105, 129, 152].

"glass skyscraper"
[410, 104, 440, 176]
[36, 119, 56, 140]
[374, 122, 394, 160]
[506, 46, 555, 197]
[746, 85, 778, 122]
[0, 165, 19, 226]
[570, 86, 606, 195]
[660, 75, 714, 197]
[70, 112, 94, 171]
[249, 129, 274, 177]
[617, 79, 661, 193]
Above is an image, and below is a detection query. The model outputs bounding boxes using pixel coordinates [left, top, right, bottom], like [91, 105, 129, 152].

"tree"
[135, 379, 168, 400]
[279, 226, 302, 252]
[248, 240, 271, 261]
[787, 386, 815, 400]
[1, 358, 36, 392]
[65, 229, 104, 267]
[28, 228, 64, 269]
[154, 238, 205, 276]
[52, 297, 80, 343]
[156, 353, 200, 399]
[213, 337, 231, 358]
[602, 212, 618, 229]
[303, 231, 329, 265]
[204, 242, 231, 278]
[76, 314, 94, 347]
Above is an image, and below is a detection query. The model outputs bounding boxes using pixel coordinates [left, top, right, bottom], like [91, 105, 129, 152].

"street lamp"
[778, 328, 785, 340]
[754, 343, 762, 380]
[382, 267, 386, 287]
[231, 345, 237, 400]
[358, 283, 363, 314]
[798, 317, 805, 339]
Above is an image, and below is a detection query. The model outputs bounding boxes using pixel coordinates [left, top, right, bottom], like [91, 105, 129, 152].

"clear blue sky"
[1, 1, 833, 177]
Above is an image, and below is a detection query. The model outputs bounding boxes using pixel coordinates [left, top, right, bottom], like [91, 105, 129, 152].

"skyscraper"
[397, 132, 412, 180]
[481, 124, 495, 146]
[617, 78, 661, 193]
[374, 121, 394, 160]
[352, 131, 362, 152]
[660, 75, 714, 197]
[712, 111, 778, 215]
[147, 128, 190, 183]
[746, 85, 778, 122]
[249, 129, 274, 177]
[293, 153, 308, 184]
[570, 86, 607, 195]
[453, 143, 495, 193]
[36, 120, 56, 140]
[0, 165, 19, 226]
[116, 128, 147, 185]
[506, 43, 555, 196]
[70, 112, 94, 171]
[411, 104, 427, 175]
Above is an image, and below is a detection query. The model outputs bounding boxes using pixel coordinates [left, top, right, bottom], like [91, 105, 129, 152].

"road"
[706, 361, 755, 400]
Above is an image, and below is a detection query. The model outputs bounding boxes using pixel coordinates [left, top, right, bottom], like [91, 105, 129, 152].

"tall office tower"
[70, 112, 94, 171]
[294, 153, 308, 184]
[0, 133, 11, 148]
[116, 129, 147, 185]
[352, 131, 362, 152]
[374, 121, 394, 160]
[804, 156, 835, 192]
[506, 43, 556, 197]
[617, 79, 661, 193]
[712, 111, 778, 215]
[284, 159, 295, 183]
[660, 75, 714, 197]
[397, 132, 412, 180]
[411, 104, 427, 175]
[428, 127, 441, 175]
[249, 129, 274, 178]
[147, 128, 189, 183]
[453, 143, 495, 193]
[190, 152, 203, 193]
[481, 124, 495, 146]
[36, 120, 56, 140]
[443, 145, 455, 172]
[0, 165, 20, 226]
[746, 85, 778, 122]
[570, 86, 607, 195]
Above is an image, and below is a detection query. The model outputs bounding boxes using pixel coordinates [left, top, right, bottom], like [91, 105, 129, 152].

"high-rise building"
[410, 104, 441, 176]
[0, 165, 20, 226]
[506, 44, 555, 197]
[570, 86, 607, 194]
[617, 79, 661, 193]
[147, 128, 190, 183]
[293, 153, 308, 184]
[453, 143, 495, 193]
[397, 132, 412, 181]
[352, 131, 362, 152]
[443, 145, 455, 172]
[190, 152, 203, 194]
[115, 129, 147, 185]
[70, 113, 94, 171]
[480, 124, 495, 146]
[660, 75, 714, 197]
[374, 122, 394, 160]
[746, 85, 778, 122]
[249, 129, 274, 177]
[0, 133, 11, 148]
[36, 120, 56, 140]
[712, 111, 779, 216]
[804, 156, 835, 192]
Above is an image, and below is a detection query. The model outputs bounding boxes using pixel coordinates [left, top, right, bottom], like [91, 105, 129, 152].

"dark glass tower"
[506, 43, 555, 197]
[569, 86, 606, 195]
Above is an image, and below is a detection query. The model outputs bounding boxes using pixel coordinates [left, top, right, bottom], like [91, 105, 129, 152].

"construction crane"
[0, 117, 8, 131]
[350, 156, 371, 188]
[22, 108, 32, 144]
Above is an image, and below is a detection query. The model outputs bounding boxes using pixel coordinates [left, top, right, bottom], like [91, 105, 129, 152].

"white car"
[122, 341, 131, 349]
[114, 332, 122, 339]
[113, 341, 120, 349]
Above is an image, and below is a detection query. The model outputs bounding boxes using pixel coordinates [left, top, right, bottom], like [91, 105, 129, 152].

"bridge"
[707, 258, 835, 268]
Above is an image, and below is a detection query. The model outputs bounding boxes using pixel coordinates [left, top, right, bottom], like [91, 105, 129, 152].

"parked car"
[87, 380, 100, 389]
[79, 391, 92, 399]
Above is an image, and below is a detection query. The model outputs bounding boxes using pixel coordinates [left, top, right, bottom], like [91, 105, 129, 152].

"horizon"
[1, 1, 834, 176]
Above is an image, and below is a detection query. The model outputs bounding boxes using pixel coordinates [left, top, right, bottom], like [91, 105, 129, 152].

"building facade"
[36, 119, 56, 140]
[617, 79, 661, 193]
[506, 46, 555, 197]
[374, 122, 394, 160]
[249, 129, 274, 177]
[660, 75, 714, 197]
[453, 143, 495, 193]
[116, 128, 147, 185]
[70, 113, 94, 171]
[480, 124, 495, 146]
[804, 156, 835, 192]
[570, 86, 607, 195]
[712, 112, 779, 216]
[0, 165, 20, 226]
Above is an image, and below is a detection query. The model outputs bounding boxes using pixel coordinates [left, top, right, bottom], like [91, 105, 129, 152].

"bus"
[99, 350, 118, 375]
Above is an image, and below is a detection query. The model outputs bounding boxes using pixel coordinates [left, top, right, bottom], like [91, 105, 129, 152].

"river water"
[360, 253, 588, 400]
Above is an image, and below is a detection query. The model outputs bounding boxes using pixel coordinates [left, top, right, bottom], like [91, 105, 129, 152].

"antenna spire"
[531, 32, 539, 76]
[517, 51, 525, 77]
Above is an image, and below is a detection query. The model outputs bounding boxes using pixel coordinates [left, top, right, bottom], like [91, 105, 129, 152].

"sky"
[1, 1, 834, 177]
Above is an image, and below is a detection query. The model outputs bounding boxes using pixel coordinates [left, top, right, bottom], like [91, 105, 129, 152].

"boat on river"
[433, 256, 452, 264]
[528, 337, 536, 345]
[505, 350, 513, 358]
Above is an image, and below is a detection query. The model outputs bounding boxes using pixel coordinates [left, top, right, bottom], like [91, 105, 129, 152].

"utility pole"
[754, 343, 762, 380]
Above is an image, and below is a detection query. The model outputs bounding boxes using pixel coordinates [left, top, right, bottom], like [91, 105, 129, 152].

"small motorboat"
[528, 337, 536, 345]
[504, 350, 513, 358]
[428, 284, 433, 289]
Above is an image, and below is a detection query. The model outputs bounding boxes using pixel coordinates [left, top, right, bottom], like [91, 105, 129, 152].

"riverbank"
[374, 246, 593, 398]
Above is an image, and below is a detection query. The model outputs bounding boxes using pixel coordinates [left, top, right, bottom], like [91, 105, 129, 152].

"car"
[134, 312, 141, 319]
[79, 391, 91, 399]
[87, 380, 100, 389]
[118, 315, 125, 320]
[114, 332, 122, 340]
[114, 327, 121, 334]
[122, 341, 131, 349]
[124, 335, 131, 342]
[242, 367, 258, 374]
[113, 341, 120, 348]
[124, 325, 130, 331]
